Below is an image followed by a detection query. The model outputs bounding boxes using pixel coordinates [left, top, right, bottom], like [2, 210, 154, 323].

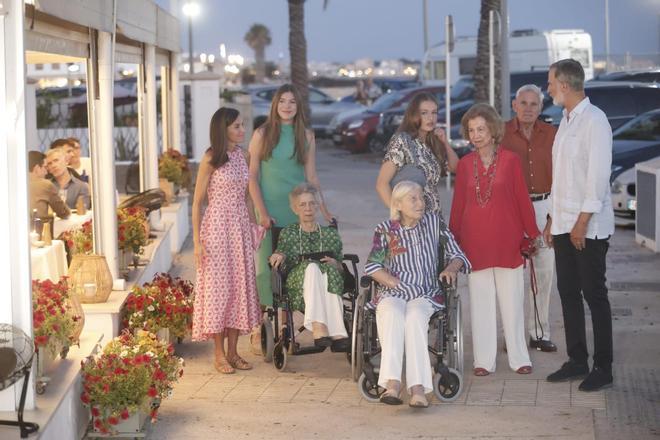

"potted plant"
[81, 330, 184, 435]
[59, 219, 93, 259]
[32, 277, 83, 393]
[161, 148, 191, 190]
[117, 207, 148, 270]
[124, 273, 194, 342]
[158, 153, 183, 204]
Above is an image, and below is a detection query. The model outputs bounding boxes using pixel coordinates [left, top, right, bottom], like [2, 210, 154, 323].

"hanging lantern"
[68, 254, 113, 304]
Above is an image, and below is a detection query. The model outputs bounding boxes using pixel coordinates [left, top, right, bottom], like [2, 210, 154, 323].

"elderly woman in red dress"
[450, 103, 541, 376]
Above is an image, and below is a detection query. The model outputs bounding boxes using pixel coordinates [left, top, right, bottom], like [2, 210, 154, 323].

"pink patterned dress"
[192, 148, 261, 341]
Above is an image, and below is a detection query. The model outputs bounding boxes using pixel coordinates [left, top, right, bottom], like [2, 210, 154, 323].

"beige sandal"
[228, 355, 252, 370]
[214, 357, 235, 374]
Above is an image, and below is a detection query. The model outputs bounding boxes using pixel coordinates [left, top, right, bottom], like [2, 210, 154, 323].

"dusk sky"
[159, 0, 659, 63]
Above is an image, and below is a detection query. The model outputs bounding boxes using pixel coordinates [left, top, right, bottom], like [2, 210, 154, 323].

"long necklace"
[473, 149, 498, 207]
[298, 223, 322, 255]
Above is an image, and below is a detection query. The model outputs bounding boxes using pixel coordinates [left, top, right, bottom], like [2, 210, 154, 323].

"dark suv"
[541, 81, 660, 129]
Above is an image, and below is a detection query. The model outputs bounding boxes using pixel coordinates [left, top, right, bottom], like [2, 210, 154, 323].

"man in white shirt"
[543, 59, 614, 392]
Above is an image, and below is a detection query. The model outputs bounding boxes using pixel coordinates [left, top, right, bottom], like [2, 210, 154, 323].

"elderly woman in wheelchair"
[363, 181, 470, 407]
[268, 183, 351, 354]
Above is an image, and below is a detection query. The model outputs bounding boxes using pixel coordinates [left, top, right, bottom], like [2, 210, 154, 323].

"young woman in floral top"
[269, 183, 349, 352]
[365, 181, 470, 408]
[376, 92, 460, 217]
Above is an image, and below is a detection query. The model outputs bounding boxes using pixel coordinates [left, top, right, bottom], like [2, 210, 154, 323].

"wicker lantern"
[68, 254, 113, 304]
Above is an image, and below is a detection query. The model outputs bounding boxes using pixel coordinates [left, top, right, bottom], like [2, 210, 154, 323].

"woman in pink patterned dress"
[192, 107, 262, 374]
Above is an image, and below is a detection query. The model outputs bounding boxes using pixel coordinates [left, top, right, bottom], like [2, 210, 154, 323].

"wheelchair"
[260, 222, 360, 371]
[351, 239, 464, 403]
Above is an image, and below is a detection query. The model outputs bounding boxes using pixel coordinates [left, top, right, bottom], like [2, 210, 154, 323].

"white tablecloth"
[31, 239, 68, 282]
[54, 211, 93, 237]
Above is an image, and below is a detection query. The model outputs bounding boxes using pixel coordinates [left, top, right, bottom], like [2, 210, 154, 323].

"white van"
[422, 29, 594, 85]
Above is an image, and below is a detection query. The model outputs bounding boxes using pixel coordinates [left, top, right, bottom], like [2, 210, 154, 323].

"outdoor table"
[54, 211, 93, 238]
[30, 239, 67, 281]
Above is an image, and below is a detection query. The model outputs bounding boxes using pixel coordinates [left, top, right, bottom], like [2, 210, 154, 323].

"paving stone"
[536, 380, 571, 407]
[571, 381, 607, 409]
[192, 374, 245, 400]
[501, 379, 538, 405]
[257, 376, 308, 403]
[465, 379, 504, 405]
[327, 378, 362, 405]
[222, 376, 276, 402]
[294, 377, 342, 403]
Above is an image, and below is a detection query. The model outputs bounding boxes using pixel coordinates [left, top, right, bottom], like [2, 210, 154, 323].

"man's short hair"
[50, 138, 71, 150]
[28, 151, 46, 172]
[515, 84, 544, 104]
[45, 148, 65, 160]
[550, 59, 585, 92]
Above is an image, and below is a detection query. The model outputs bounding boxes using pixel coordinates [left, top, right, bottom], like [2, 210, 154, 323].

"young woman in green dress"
[248, 85, 334, 348]
[268, 184, 348, 351]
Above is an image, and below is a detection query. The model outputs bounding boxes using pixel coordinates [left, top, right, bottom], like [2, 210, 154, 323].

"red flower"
[147, 387, 158, 398]
[93, 419, 103, 429]
[34, 335, 48, 347]
[108, 416, 119, 425]
[81, 392, 90, 404]
[91, 407, 100, 417]
[153, 369, 166, 381]
[120, 409, 130, 420]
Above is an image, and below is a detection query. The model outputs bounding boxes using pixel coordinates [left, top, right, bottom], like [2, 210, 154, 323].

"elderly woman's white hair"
[289, 182, 319, 207]
[515, 84, 544, 104]
[390, 180, 423, 220]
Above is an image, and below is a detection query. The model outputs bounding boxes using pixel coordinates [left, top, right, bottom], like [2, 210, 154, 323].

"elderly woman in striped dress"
[365, 181, 470, 408]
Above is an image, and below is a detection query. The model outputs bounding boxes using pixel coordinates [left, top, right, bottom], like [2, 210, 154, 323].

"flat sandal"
[214, 358, 235, 374]
[228, 355, 252, 370]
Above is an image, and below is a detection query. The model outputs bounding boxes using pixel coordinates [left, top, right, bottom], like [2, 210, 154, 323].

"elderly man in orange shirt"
[502, 84, 558, 352]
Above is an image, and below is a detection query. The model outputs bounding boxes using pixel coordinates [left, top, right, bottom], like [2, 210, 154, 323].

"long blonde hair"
[397, 92, 447, 175]
[259, 84, 308, 164]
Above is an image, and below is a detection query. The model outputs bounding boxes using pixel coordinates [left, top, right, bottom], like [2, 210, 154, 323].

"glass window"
[370, 91, 404, 113]
[587, 89, 636, 117]
[613, 112, 660, 141]
[51, 63, 61, 70]
[459, 57, 477, 75]
[35, 64, 44, 70]
[308, 89, 330, 104]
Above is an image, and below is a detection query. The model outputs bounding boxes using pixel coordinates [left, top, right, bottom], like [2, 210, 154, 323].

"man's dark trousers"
[553, 233, 612, 371]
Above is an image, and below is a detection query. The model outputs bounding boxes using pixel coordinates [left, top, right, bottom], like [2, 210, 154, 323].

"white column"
[142, 44, 162, 228]
[169, 53, 181, 151]
[191, 78, 220, 161]
[89, 31, 119, 280]
[0, 0, 36, 411]
[160, 65, 170, 152]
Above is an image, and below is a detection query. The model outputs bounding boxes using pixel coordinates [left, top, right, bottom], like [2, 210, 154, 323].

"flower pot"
[159, 178, 175, 205]
[36, 343, 67, 394]
[119, 249, 134, 272]
[91, 401, 154, 434]
[156, 328, 175, 345]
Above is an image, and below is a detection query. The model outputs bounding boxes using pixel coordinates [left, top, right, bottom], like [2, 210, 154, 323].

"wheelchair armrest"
[343, 254, 359, 264]
[359, 275, 373, 288]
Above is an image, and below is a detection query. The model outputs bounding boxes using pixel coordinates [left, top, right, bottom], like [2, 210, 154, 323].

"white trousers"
[376, 297, 434, 393]
[528, 198, 555, 340]
[302, 263, 348, 338]
[468, 265, 531, 372]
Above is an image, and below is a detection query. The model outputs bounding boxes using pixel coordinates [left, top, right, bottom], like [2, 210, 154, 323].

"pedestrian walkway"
[151, 142, 660, 440]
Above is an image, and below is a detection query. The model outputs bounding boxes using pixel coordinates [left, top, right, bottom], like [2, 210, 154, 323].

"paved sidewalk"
[151, 142, 660, 440]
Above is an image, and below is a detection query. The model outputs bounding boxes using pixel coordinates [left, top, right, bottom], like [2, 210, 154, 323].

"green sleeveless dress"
[256, 124, 306, 306]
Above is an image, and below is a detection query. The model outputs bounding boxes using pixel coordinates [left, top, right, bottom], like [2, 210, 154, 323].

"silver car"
[245, 85, 365, 137]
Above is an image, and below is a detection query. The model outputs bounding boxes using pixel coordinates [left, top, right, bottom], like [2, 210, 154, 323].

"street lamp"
[182, 1, 200, 74]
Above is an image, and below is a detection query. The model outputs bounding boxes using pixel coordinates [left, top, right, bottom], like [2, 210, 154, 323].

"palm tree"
[287, 0, 310, 119]
[473, 0, 501, 112]
[244, 24, 272, 83]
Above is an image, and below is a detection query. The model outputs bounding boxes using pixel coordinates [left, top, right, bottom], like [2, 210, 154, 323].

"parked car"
[333, 85, 444, 153]
[246, 85, 365, 137]
[444, 70, 551, 104]
[592, 69, 660, 84]
[540, 81, 660, 130]
[377, 99, 474, 156]
[609, 109, 660, 224]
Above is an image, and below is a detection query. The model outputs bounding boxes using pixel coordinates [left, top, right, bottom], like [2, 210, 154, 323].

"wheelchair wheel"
[273, 341, 287, 371]
[433, 367, 463, 402]
[357, 372, 383, 403]
[261, 317, 274, 363]
[351, 291, 366, 382]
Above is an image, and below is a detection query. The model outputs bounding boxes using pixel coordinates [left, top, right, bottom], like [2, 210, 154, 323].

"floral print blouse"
[384, 132, 448, 215]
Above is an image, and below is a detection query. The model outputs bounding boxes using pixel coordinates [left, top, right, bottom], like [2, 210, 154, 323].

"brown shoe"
[530, 338, 558, 352]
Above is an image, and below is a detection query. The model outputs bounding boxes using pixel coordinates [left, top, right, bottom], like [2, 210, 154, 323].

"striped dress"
[364, 212, 471, 310]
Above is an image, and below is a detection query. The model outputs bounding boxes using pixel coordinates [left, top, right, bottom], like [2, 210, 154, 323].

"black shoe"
[530, 338, 558, 352]
[314, 336, 332, 348]
[578, 366, 613, 392]
[330, 337, 350, 353]
[546, 360, 589, 382]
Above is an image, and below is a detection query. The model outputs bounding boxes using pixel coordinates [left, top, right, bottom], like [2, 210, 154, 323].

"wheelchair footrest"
[293, 345, 327, 355]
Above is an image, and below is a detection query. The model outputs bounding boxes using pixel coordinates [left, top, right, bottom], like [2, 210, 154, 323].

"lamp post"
[182, 1, 200, 74]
